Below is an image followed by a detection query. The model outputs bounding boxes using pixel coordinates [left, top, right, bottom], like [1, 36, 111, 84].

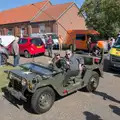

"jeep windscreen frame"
[20, 63, 54, 75]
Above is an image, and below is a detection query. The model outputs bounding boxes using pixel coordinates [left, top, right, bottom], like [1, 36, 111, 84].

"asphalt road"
[0, 50, 120, 120]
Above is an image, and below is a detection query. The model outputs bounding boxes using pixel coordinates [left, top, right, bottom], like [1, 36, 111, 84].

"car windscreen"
[20, 63, 53, 75]
[113, 37, 120, 48]
[31, 38, 43, 46]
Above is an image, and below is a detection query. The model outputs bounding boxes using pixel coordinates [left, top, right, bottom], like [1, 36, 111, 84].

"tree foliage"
[79, 0, 120, 39]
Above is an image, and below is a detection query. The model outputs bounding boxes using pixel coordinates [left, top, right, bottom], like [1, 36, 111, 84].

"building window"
[8, 28, 13, 35]
[20, 28, 25, 38]
[39, 24, 45, 33]
[76, 34, 85, 40]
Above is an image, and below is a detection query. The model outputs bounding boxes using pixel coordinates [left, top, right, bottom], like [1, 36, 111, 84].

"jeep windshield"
[113, 37, 120, 48]
[20, 63, 53, 75]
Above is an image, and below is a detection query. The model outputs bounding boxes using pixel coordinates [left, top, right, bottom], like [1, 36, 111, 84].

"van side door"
[75, 34, 87, 50]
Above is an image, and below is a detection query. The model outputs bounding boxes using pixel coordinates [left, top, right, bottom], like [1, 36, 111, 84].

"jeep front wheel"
[31, 87, 55, 114]
[85, 72, 99, 92]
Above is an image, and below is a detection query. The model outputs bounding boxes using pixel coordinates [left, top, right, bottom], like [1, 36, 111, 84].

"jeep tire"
[31, 87, 55, 114]
[86, 72, 99, 92]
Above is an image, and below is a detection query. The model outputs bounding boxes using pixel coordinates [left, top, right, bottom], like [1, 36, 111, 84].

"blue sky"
[0, 0, 84, 11]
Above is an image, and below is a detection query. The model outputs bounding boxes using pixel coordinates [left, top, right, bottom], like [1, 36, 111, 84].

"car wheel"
[2, 54, 7, 65]
[24, 51, 31, 58]
[85, 72, 99, 92]
[31, 87, 55, 114]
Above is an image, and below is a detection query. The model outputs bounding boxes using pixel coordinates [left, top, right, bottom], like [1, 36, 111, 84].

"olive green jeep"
[6, 54, 103, 114]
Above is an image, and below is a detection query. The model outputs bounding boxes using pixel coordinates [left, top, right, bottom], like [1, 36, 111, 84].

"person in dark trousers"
[12, 36, 20, 67]
[63, 50, 84, 87]
[87, 37, 92, 55]
[47, 35, 53, 57]
[0, 38, 2, 66]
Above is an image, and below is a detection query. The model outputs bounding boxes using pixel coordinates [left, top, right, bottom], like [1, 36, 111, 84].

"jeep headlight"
[21, 79, 27, 86]
[9, 73, 13, 79]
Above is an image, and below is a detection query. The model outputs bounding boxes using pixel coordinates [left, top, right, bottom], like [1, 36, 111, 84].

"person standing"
[87, 37, 92, 55]
[63, 50, 84, 86]
[12, 36, 20, 67]
[111, 37, 115, 47]
[0, 38, 2, 66]
[47, 35, 53, 57]
[58, 35, 63, 51]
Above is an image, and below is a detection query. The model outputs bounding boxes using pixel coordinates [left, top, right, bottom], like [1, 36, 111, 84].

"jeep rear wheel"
[2, 54, 7, 65]
[31, 87, 55, 114]
[86, 72, 99, 92]
[24, 51, 31, 58]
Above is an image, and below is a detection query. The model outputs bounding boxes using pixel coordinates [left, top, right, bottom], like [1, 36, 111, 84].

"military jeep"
[6, 54, 103, 114]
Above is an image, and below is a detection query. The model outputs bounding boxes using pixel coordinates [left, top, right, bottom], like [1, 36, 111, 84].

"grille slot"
[111, 55, 120, 62]
[13, 80, 22, 91]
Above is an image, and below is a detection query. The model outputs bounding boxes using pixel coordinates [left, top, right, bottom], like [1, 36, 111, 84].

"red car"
[8, 37, 45, 58]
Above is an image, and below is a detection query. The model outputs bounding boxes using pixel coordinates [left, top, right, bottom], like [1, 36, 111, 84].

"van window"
[31, 38, 43, 46]
[76, 34, 85, 40]
[88, 35, 101, 43]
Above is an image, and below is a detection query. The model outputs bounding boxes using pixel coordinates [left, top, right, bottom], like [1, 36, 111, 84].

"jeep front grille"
[13, 80, 22, 91]
[10, 73, 22, 91]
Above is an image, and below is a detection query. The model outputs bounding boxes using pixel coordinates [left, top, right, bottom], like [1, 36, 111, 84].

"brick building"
[0, 0, 87, 39]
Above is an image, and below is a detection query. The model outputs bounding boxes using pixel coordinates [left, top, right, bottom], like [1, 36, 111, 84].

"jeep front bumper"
[7, 87, 27, 102]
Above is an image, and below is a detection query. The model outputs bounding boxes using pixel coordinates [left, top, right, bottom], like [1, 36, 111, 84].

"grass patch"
[0, 65, 14, 92]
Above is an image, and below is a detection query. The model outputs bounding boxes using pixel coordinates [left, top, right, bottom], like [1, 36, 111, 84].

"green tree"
[79, 0, 120, 39]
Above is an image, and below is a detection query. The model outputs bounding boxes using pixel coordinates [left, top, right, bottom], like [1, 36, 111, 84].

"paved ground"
[0, 50, 120, 120]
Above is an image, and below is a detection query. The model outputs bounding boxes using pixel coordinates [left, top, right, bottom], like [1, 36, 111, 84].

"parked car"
[0, 35, 15, 64]
[108, 37, 120, 70]
[8, 37, 45, 58]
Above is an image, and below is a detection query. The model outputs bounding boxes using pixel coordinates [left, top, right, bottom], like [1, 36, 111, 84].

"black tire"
[24, 51, 31, 58]
[2, 54, 7, 65]
[31, 87, 55, 114]
[85, 72, 99, 92]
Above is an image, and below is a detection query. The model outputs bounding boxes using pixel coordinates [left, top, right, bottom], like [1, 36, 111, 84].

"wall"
[57, 4, 87, 41]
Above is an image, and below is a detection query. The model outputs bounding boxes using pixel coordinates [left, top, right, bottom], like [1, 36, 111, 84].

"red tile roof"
[0, 1, 48, 25]
[0, 1, 73, 25]
[32, 2, 74, 22]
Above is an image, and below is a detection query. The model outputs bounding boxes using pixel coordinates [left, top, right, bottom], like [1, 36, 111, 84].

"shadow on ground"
[83, 111, 103, 120]
[109, 105, 120, 116]
[93, 91, 120, 104]
[1, 87, 35, 114]
[1, 86, 74, 114]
